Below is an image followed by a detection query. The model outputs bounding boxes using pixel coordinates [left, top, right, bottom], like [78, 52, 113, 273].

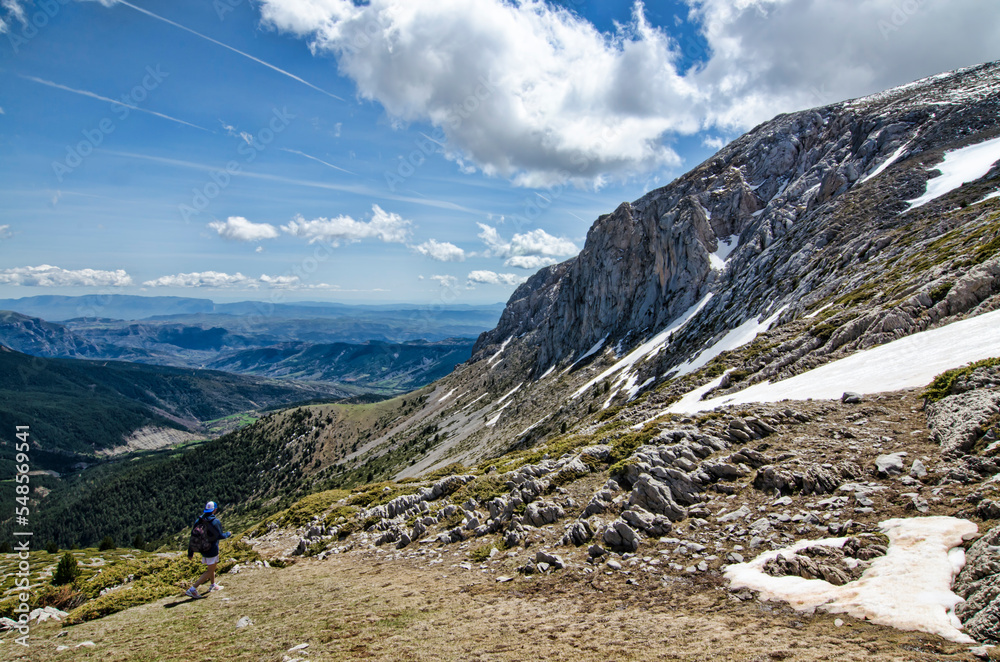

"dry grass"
[5, 548, 980, 662]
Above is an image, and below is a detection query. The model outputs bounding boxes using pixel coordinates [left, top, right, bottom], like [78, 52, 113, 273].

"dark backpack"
[189, 515, 218, 554]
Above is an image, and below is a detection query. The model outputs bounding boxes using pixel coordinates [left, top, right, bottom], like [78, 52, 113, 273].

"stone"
[588, 544, 607, 558]
[606, 559, 623, 571]
[875, 453, 906, 476]
[628, 473, 688, 521]
[621, 506, 673, 537]
[603, 520, 640, 553]
[841, 392, 863, 404]
[236, 616, 253, 628]
[910, 459, 928, 479]
[523, 501, 565, 528]
[718, 505, 751, 522]
[561, 520, 594, 547]
[535, 550, 566, 570]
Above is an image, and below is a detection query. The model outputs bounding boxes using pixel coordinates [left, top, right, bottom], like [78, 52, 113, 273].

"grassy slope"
[0, 345, 345, 464]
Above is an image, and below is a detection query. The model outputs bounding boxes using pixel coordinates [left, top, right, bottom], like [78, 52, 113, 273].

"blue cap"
[204, 501, 216, 513]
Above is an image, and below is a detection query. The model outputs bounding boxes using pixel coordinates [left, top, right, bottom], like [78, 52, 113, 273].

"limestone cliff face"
[474, 61, 1000, 377]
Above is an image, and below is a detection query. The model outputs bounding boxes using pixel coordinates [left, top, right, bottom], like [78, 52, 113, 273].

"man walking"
[185, 501, 231, 599]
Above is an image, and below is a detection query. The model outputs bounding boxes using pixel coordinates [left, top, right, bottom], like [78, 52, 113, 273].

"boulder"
[560, 520, 594, 547]
[955, 524, 1000, 644]
[535, 550, 566, 570]
[628, 473, 688, 521]
[875, 453, 906, 476]
[603, 519, 640, 552]
[523, 501, 565, 528]
[621, 506, 673, 537]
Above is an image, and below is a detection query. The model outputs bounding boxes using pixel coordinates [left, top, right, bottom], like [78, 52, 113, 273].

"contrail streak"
[115, 1, 344, 102]
[280, 148, 356, 175]
[20, 75, 209, 132]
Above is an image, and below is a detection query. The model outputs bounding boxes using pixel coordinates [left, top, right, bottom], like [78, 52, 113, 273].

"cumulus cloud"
[208, 216, 280, 242]
[411, 239, 466, 262]
[282, 204, 412, 245]
[701, 135, 726, 150]
[466, 270, 527, 287]
[430, 274, 459, 289]
[142, 271, 331, 290]
[0, 225, 11, 240]
[505, 255, 559, 269]
[0, 265, 132, 287]
[257, 0, 1000, 187]
[476, 223, 578, 268]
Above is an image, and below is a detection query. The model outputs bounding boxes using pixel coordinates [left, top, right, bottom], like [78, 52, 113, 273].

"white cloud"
[208, 216, 280, 242]
[142, 271, 332, 290]
[466, 270, 527, 286]
[0, 106, 5, 114]
[476, 223, 578, 267]
[0, 265, 132, 287]
[281, 204, 412, 245]
[0, 225, 11, 240]
[505, 255, 558, 269]
[411, 239, 466, 262]
[430, 274, 458, 289]
[701, 135, 726, 150]
[257, 0, 1000, 187]
[1, 0, 25, 27]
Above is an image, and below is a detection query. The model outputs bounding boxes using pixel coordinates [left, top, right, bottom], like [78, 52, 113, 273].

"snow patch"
[668, 307, 1000, 415]
[725, 517, 978, 643]
[459, 392, 488, 412]
[859, 138, 914, 185]
[908, 135, 1000, 209]
[670, 306, 787, 378]
[975, 189, 1000, 205]
[570, 294, 713, 399]
[537, 365, 556, 380]
[564, 335, 608, 374]
[710, 235, 738, 271]
[436, 388, 456, 403]
[485, 401, 513, 428]
[495, 383, 522, 406]
[488, 336, 512, 364]
[804, 302, 834, 319]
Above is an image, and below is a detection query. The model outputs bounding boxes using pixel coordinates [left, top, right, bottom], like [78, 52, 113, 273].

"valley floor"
[7, 548, 983, 662]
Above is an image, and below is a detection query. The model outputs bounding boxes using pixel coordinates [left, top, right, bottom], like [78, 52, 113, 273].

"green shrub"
[45, 541, 59, 554]
[450, 475, 507, 505]
[52, 552, 81, 586]
[923, 358, 1000, 403]
[469, 543, 495, 563]
[98, 536, 115, 551]
[929, 282, 952, 303]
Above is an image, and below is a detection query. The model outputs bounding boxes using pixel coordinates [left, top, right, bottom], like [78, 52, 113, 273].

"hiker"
[185, 501, 231, 599]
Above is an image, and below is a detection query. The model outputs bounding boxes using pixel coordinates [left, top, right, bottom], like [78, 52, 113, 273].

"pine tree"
[53, 552, 80, 585]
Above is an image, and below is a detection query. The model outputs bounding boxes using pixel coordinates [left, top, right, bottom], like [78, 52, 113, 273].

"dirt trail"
[10, 549, 980, 662]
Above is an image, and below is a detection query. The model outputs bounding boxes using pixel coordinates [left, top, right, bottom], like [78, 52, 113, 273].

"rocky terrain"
[4, 62, 1000, 660]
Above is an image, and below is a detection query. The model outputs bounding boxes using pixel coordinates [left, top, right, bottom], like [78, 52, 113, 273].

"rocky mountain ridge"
[476, 61, 1000, 381]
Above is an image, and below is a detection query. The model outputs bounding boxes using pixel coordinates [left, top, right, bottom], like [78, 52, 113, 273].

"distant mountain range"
[0, 294, 504, 327]
[0, 297, 493, 395]
[0, 344, 346, 470]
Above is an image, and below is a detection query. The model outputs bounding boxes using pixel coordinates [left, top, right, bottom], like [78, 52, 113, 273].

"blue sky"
[1, 0, 997, 305]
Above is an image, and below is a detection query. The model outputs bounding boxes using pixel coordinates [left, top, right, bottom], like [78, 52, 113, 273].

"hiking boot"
[185, 587, 203, 599]
[209, 583, 223, 592]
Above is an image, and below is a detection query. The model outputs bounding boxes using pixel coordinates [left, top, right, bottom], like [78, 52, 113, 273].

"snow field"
[724, 517, 979, 643]
[669, 308, 1000, 415]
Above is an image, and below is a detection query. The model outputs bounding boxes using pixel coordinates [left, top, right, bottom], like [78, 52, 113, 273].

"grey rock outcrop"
[955, 524, 1000, 644]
